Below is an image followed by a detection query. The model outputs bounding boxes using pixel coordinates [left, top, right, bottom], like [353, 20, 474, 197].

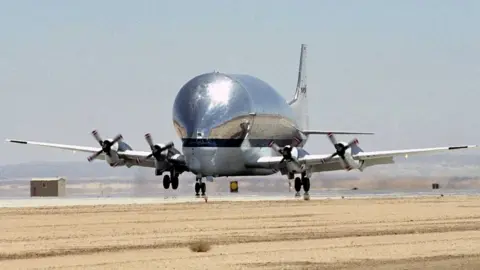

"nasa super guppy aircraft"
[6, 44, 478, 199]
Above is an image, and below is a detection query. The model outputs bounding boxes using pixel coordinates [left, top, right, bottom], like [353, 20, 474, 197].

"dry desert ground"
[1, 196, 480, 269]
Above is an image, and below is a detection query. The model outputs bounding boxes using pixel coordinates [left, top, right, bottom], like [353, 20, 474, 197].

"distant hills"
[0, 153, 479, 197]
[0, 153, 479, 181]
[0, 161, 135, 180]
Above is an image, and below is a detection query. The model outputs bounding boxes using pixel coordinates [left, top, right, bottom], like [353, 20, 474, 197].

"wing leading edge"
[4, 138, 185, 169]
[250, 144, 478, 171]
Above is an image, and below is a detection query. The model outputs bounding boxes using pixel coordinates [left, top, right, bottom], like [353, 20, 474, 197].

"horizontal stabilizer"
[302, 130, 375, 135]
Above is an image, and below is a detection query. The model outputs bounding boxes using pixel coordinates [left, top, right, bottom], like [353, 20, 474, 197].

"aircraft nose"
[172, 72, 253, 139]
[185, 148, 218, 176]
[187, 155, 201, 173]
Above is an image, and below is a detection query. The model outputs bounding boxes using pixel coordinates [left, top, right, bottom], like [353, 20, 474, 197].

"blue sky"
[1, 0, 479, 164]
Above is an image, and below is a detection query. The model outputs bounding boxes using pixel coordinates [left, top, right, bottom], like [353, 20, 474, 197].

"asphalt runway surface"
[1, 194, 480, 269]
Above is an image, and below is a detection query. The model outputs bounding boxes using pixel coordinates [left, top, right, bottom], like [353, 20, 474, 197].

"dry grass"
[1, 196, 480, 269]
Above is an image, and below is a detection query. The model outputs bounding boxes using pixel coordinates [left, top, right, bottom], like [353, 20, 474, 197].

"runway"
[1, 195, 480, 269]
[1, 189, 478, 208]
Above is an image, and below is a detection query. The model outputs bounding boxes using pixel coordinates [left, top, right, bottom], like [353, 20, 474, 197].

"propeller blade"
[337, 156, 351, 170]
[87, 149, 103, 162]
[321, 152, 338, 163]
[111, 134, 123, 144]
[327, 133, 337, 145]
[268, 141, 282, 154]
[160, 141, 174, 152]
[346, 138, 359, 148]
[145, 133, 155, 150]
[91, 130, 103, 145]
[143, 133, 174, 161]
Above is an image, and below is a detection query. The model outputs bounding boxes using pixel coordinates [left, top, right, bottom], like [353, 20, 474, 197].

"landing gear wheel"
[194, 182, 200, 197]
[200, 182, 206, 197]
[302, 177, 310, 200]
[195, 177, 206, 197]
[171, 175, 179, 190]
[294, 177, 302, 197]
[163, 174, 171, 189]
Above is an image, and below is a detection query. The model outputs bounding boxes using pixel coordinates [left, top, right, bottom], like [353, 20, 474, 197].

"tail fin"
[288, 44, 308, 130]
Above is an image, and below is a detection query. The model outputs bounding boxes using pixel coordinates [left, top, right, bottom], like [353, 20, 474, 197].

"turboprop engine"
[143, 133, 174, 174]
[268, 141, 305, 173]
[322, 133, 366, 171]
[86, 130, 132, 167]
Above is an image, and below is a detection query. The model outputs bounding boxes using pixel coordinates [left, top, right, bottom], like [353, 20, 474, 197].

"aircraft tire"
[195, 182, 200, 196]
[294, 177, 302, 192]
[163, 174, 171, 189]
[302, 177, 310, 193]
[200, 182, 206, 196]
[171, 176, 179, 190]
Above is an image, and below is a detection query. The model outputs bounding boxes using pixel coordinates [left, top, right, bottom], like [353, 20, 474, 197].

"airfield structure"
[30, 177, 66, 197]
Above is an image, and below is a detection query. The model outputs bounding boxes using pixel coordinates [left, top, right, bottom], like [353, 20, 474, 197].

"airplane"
[5, 44, 478, 200]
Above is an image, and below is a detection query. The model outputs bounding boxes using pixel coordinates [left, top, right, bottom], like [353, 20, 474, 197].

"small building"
[30, 177, 66, 197]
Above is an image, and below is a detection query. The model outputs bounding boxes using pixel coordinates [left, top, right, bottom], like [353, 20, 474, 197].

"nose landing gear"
[195, 177, 206, 197]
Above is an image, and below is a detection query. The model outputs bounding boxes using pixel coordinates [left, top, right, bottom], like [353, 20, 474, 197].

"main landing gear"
[162, 173, 179, 190]
[194, 177, 207, 197]
[292, 173, 310, 200]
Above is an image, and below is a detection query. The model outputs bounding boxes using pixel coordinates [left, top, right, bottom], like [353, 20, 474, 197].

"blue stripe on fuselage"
[182, 138, 301, 148]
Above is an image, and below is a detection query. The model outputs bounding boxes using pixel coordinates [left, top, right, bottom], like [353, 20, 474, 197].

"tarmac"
[1, 189, 478, 208]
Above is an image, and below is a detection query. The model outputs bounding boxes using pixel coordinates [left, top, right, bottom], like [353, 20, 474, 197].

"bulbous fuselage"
[172, 72, 305, 176]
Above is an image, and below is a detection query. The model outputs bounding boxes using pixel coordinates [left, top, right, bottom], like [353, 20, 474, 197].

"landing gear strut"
[293, 173, 310, 200]
[162, 172, 179, 190]
[195, 177, 206, 197]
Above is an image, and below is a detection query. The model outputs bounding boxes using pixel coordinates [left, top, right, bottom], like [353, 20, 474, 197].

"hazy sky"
[1, 0, 479, 164]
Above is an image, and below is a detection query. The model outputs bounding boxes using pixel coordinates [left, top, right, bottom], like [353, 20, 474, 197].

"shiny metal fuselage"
[172, 72, 307, 177]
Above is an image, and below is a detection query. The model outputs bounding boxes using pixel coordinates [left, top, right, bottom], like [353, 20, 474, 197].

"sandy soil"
[1, 196, 480, 269]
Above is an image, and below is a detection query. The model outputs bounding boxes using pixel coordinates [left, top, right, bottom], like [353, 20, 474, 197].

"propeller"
[87, 130, 123, 162]
[268, 141, 305, 171]
[144, 133, 174, 161]
[321, 133, 359, 170]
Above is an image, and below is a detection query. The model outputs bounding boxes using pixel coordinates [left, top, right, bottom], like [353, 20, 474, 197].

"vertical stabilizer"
[288, 44, 308, 130]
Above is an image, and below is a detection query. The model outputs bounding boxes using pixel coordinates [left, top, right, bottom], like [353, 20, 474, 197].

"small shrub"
[189, 240, 211, 252]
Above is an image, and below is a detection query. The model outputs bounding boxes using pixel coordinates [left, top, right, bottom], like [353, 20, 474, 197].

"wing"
[5, 139, 185, 169]
[302, 130, 374, 135]
[249, 144, 478, 172]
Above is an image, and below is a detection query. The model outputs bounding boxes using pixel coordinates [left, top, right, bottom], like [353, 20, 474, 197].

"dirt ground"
[1, 196, 480, 269]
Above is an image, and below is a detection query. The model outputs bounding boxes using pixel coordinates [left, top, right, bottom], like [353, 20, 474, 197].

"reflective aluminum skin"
[173, 72, 306, 177]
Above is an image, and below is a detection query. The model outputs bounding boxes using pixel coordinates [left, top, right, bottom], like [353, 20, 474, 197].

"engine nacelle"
[105, 150, 122, 166]
[108, 140, 133, 152]
[337, 141, 366, 171]
[104, 139, 133, 167]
